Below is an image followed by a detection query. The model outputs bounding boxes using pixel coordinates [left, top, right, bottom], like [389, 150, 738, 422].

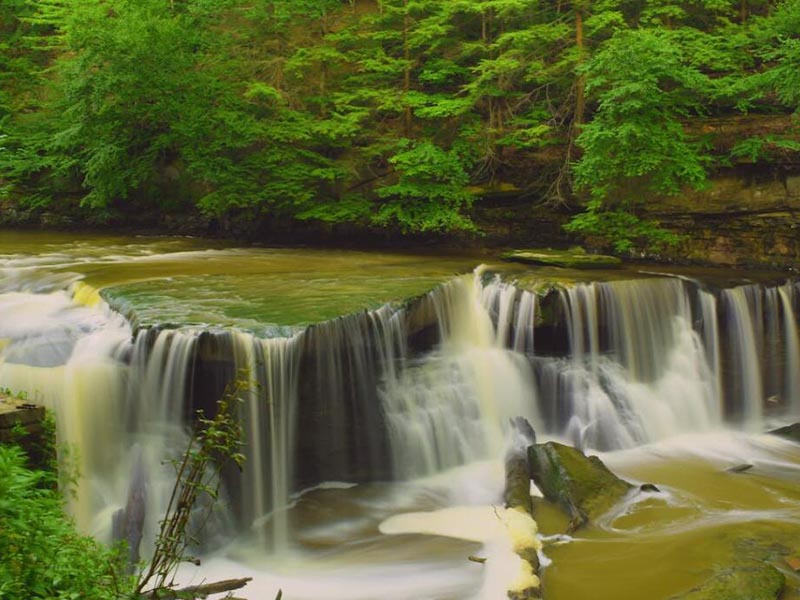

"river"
[1, 231, 799, 599]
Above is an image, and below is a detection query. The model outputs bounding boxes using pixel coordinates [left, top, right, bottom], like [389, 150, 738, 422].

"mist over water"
[2, 233, 800, 599]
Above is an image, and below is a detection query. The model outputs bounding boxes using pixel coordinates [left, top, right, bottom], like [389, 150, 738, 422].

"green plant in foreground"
[0, 444, 131, 599]
[0, 378, 249, 599]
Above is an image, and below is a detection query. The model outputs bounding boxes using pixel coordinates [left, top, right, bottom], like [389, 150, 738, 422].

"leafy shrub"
[564, 199, 683, 254]
[0, 444, 129, 599]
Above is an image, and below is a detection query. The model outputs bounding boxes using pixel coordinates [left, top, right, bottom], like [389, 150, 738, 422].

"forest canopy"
[1, 0, 799, 245]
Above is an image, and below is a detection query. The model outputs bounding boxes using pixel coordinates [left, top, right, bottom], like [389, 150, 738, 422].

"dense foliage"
[0, 444, 127, 599]
[1, 0, 799, 248]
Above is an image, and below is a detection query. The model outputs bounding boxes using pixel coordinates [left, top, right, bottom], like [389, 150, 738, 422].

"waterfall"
[227, 331, 302, 551]
[778, 283, 800, 413]
[528, 278, 720, 449]
[699, 289, 723, 414]
[380, 276, 539, 478]
[1, 264, 800, 557]
[0, 286, 132, 532]
[722, 286, 767, 428]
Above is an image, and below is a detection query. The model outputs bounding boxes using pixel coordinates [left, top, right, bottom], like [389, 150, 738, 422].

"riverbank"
[4, 163, 799, 271]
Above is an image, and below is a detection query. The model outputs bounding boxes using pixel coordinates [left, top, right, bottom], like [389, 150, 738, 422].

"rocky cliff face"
[650, 166, 799, 268]
[474, 163, 800, 269]
[474, 114, 800, 268]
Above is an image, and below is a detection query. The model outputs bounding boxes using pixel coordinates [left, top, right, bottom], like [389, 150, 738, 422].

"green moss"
[528, 442, 632, 528]
[676, 561, 784, 600]
[502, 249, 623, 269]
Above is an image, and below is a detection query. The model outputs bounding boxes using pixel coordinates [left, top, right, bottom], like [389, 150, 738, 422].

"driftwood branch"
[143, 577, 253, 599]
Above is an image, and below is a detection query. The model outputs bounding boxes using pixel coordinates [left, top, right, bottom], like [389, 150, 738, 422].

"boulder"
[527, 442, 632, 531]
[768, 422, 800, 444]
[673, 561, 784, 600]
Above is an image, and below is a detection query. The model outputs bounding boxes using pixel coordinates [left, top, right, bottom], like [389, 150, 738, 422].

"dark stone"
[509, 416, 537, 444]
[528, 441, 633, 531]
[726, 463, 754, 473]
[639, 483, 661, 492]
[768, 422, 800, 444]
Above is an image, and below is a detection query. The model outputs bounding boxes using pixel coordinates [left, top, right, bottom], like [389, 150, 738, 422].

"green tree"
[566, 28, 714, 252]
[374, 138, 475, 231]
[574, 28, 713, 199]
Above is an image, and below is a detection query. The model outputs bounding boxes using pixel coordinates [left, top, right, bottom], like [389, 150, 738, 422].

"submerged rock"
[501, 248, 622, 269]
[639, 483, 661, 492]
[726, 463, 754, 473]
[527, 442, 632, 531]
[674, 561, 784, 600]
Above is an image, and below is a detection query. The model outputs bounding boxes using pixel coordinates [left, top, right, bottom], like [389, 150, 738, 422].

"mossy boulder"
[502, 248, 622, 269]
[528, 442, 632, 531]
[674, 561, 784, 600]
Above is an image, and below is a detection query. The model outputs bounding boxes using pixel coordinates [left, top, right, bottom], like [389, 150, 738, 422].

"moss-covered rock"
[674, 561, 784, 600]
[528, 442, 632, 531]
[502, 248, 622, 269]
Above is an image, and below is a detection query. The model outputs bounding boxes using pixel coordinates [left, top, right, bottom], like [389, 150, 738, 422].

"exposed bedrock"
[475, 161, 800, 269]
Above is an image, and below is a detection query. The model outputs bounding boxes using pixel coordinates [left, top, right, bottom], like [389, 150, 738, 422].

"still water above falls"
[1, 232, 800, 600]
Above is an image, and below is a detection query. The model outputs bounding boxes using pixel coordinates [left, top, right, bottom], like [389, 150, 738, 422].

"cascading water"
[722, 285, 766, 428]
[3, 270, 800, 525]
[698, 288, 724, 413]
[2, 237, 800, 599]
[778, 283, 800, 413]
[380, 275, 540, 479]
[526, 277, 721, 450]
